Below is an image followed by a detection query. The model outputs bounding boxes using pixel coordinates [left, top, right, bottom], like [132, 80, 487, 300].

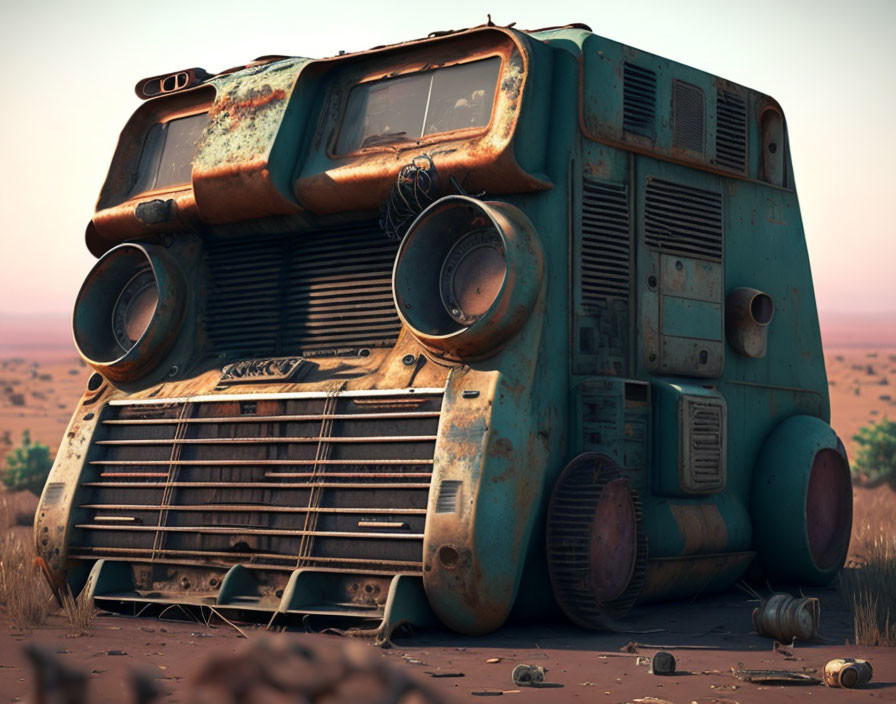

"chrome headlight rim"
[73, 242, 185, 382]
[392, 195, 543, 359]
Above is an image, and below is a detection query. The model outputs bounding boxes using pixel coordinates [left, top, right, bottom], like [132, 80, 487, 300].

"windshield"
[335, 57, 501, 154]
[129, 111, 208, 197]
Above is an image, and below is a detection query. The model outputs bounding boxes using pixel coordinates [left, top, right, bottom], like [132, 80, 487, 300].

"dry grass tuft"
[0, 531, 51, 630]
[60, 585, 96, 635]
[841, 533, 896, 646]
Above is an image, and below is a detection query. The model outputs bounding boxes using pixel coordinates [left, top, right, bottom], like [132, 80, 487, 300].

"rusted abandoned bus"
[36, 23, 853, 636]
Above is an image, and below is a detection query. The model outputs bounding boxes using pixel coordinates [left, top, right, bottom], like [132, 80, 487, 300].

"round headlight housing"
[393, 196, 543, 359]
[73, 243, 185, 383]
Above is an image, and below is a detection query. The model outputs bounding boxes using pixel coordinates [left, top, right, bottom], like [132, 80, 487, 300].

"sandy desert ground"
[0, 317, 894, 703]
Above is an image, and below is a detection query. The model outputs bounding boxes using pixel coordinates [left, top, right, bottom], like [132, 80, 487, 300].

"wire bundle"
[379, 154, 439, 240]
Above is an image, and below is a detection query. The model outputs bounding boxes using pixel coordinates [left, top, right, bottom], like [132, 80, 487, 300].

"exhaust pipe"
[726, 287, 774, 358]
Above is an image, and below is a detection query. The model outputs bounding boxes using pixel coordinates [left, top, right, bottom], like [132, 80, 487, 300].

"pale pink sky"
[1, 0, 893, 317]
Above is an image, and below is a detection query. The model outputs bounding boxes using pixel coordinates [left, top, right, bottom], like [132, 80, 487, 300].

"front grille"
[203, 223, 402, 357]
[70, 390, 443, 574]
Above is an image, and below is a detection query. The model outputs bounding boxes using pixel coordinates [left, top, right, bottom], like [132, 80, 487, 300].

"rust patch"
[211, 87, 287, 122]
[668, 503, 728, 555]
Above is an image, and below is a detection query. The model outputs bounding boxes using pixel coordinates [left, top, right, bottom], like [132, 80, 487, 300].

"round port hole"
[438, 545, 460, 570]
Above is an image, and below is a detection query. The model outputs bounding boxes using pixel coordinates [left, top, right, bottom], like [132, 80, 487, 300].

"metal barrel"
[751, 593, 820, 641]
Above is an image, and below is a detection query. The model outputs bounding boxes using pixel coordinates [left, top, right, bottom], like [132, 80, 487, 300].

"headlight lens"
[439, 228, 507, 325]
[112, 268, 159, 352]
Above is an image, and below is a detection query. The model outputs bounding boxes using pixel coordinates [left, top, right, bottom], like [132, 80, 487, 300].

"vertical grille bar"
[150, 402, 193, 562]
[297, 389, 341, 567]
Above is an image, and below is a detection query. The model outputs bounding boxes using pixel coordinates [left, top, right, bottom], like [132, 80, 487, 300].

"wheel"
[546, 453, 648, 628]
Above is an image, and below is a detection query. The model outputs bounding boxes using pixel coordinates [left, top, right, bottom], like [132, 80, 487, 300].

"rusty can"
[751, 593, 820, 641]
[824, 658, 873, 688]
[650, 651, 676, 675]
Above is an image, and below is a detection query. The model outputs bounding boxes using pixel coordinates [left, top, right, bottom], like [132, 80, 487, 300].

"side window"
[335, 57, 501, 154]
[129, 112, 208, 198]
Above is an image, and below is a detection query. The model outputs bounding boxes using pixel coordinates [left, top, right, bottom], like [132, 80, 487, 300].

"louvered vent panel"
[623, 63, 657, 137]
[204, 223, 401, 356]
[644, 179, 723, 261]
[679, 396, 726, 493]
[715, 90, 747, 172]
[435, 480, 462, 514]
[581, 177, 630, 303]
[674, 80, 705, 153]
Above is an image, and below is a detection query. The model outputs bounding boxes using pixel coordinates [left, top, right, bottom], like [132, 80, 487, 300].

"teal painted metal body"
[36, 23, 851, 636]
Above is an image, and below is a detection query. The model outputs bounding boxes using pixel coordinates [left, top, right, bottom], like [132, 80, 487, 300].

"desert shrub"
[851, 418, 896, 488]
[60, 585, 96, 636]
[840, 535, 896, 646]
[0, 532, 50, 630]
[3, 430, 52, 496]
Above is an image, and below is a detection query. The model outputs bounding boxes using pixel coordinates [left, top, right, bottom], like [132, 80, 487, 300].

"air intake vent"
[679, 395, 727, 493]
[581, 178, 630, 303]
[716, 90, 747, 172]
[644, 179, 723, 261]
[623, 63, 656, 137]
[435, 480, 462, 513]
[674, 80, 705, 153]
[204, 223, 401, 357]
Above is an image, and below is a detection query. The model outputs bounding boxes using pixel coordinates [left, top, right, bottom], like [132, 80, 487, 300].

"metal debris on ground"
[650, 651, 676, 675]
[772, 640, 794, 657]
[629, 697, 675, 704]
[622, 641, 715, 652]
[731, 664, 821, 686]
[472, 690, 505, 696]
[751, 593, 820, 642]
[823, 658, 873, 688]
[486, 657, 502, 663]
[512, 663, 546, 686]
[636, 656, 651, 666]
